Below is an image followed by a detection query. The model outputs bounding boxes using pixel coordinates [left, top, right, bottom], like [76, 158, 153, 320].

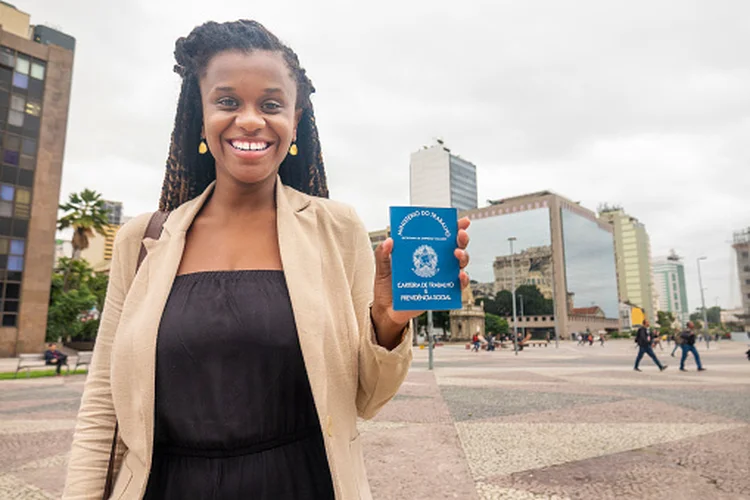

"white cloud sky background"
[24, 0, 750, 312]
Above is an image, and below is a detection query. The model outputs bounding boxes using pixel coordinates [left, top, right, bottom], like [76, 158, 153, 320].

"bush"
[46, 258, 107, 342]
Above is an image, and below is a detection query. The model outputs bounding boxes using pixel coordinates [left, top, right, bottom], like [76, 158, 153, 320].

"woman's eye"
[262, 101, 282, 112]
[217, 97, 238, 108]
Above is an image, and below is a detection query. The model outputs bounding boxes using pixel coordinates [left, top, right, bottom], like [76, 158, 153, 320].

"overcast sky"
[24, 0, 749, 312]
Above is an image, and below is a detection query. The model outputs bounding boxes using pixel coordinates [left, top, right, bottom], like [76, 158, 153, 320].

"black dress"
[143, 270, 335, 500]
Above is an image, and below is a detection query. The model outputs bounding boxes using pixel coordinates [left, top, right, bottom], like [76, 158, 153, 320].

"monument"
[449, 284, 486, 341]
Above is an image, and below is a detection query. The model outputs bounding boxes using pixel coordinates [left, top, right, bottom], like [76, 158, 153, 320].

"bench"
[73, 351, 93, 371]
[15, 353, 67, 378]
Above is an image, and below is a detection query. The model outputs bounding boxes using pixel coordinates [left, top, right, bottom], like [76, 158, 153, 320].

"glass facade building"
[462, 192, 621, 340]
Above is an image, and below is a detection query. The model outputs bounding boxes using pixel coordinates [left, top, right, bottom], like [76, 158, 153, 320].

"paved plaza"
[0, 340, 749, 499]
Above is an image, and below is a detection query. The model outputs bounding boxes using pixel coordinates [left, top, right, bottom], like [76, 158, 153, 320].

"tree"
[656, 310, 676, 336]
[690, 306, 721, 326]
[515, 284, 554, 315]
[477, 286, 552, 317]
[58, 189, 110, 260]
[46, 258, 109, 342]
[485, 313, 509, 335]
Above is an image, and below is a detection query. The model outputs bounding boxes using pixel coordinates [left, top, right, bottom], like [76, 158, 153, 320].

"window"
[17, 169, 32, 187]
[0, 238, 7, 254]
[30, 62, 45, 80]
[25, 100, 40, 116]
[0, 185, 13, 201]
[8, 110, 23, 127]
[10, 95, 24, 112]
[12, 73, 28, 89]
[7, 255, 22, 271]
[1, 166, 17, 183]
[21, 138, 35, 156]
[9, 239, 23, 255]
[0, 218, 10, 236]
[12, 219, 27, 237]
[27, 78, 43, 99]
[0, 48, 14, 68]
[745, 265, 750, 273]
[746, 279, 750, 285]
[0, 202, 11, 217]
[5, 283, 19, 298]
[0, 68, 10, 92]
[3, 150, 19, 166]
[743, 251, 749, 259]
[19, 156, 34, 170]
[15, 57, 29, 75]
[2, 314, 16, 327]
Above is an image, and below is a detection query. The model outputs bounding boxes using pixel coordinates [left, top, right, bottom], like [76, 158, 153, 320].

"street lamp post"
[427, 311, 434, 370]
[519, 294, 524, 336]
[697, 257, 709, 344]
[509, 237, 518, 355]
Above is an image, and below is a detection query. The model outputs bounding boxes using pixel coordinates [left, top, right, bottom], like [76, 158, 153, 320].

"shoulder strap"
[103, 210, 169, 499]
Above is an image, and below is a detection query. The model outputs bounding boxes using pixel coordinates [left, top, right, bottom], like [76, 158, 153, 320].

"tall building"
[0, 6, 75, 356]
[598, 206, 656, 323]
[732, 227, 750, 332]
[102, 199, 123, 225]
[653, 251, 690, 327]
[80, 224, 121, 272]
[409, 139, 478, 210]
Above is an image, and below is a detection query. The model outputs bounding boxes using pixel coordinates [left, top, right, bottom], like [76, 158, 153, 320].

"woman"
[63, 20, 470, 500]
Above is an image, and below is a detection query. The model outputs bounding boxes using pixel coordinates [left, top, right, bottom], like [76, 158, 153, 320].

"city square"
[1, 340, 748, 499]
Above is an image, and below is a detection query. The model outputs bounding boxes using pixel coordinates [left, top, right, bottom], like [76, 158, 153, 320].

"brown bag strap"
[103, 210, 169, 499]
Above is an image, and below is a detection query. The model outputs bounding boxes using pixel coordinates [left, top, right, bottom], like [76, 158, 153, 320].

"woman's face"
[199, 50, 300, 188]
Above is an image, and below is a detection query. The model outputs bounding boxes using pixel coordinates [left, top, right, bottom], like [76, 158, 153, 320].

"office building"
[653, 251, 690, 327]
[409, 139, 478, 210]
[102, 199, 123, 225]
[598, 206, 657, 323]
[462, 191, 620, 340]
[0, 6, 75, 356]
[732, 227, 750, 332]
[80, 224, 121, 272]
[80, 200, 125, 272]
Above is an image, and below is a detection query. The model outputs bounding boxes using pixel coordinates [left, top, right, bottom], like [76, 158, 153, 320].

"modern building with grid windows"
[0, 3, 74, 356]
[409, 139, 478, 211]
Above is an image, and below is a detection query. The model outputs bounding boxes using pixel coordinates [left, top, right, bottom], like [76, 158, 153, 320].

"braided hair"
[159, 20, 328, 211]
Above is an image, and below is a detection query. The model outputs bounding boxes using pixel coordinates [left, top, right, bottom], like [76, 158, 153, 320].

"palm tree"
[58, 189, 110, 260]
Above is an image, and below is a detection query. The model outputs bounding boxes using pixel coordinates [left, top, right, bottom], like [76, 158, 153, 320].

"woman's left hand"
[370, 217, 471, 349]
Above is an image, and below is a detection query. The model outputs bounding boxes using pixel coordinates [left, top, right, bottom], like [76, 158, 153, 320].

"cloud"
[24, 0, 750, 311]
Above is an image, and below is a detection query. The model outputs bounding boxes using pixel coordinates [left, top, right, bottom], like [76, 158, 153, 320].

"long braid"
[159, 20, 328, 212]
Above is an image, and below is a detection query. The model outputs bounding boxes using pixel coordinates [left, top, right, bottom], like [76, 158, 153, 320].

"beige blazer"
[63, 179, 413, 500]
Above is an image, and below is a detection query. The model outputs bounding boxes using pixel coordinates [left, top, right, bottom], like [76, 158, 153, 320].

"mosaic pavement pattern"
[0, 340, 749, 499]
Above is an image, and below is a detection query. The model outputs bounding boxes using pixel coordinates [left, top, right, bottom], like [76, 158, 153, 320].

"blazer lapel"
[276, 181, 328, 420]
[127, 183, 215, 467]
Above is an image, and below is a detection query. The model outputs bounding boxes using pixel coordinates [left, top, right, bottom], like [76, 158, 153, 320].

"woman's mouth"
[228, 139, 271, 152]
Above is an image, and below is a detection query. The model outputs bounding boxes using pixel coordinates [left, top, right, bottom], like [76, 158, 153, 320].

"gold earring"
[198, 139, 208, 155]
[289, 143, 298, 156]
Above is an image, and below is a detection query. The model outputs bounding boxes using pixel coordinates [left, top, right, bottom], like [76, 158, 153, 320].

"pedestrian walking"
[680, 322, 706, 372]
[652, 330, 663, 351]
[671, 331, 682, 357]
[63, 19, 473, 500]
[634, 320, 668, 372]
[599, 333, 605, 346]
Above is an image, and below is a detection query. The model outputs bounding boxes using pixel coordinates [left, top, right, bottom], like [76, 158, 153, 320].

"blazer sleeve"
[349, 208, 413, 420]
[63, 214, 150, 500]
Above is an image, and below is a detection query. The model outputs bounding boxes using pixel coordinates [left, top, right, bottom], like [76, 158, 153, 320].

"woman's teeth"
[230, 140, 270, 151]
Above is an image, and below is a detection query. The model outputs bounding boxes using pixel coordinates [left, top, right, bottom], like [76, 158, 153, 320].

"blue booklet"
[389, 206, 462, 311]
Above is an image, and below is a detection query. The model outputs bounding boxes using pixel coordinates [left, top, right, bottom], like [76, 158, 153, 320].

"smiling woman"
[62, 19, 472, 500]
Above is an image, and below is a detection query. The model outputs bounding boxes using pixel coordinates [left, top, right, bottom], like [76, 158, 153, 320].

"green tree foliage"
[690, 306, 721, 326]
[656, 310, 676, 335]
[58, 189, 110, 260]
[477, 285, 552, 317]
[485, 313, 509, 335]
[46, 258, 108, 342]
